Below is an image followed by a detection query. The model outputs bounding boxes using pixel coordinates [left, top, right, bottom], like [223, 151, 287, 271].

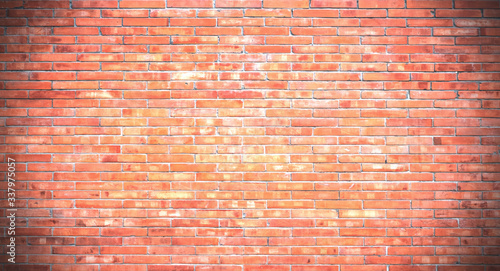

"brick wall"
[1, 0, 500, 270]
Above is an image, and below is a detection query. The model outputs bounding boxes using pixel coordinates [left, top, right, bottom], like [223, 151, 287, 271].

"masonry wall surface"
[1, 0, 500, 270]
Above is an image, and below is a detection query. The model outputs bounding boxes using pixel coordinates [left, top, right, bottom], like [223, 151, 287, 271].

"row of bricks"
[2, 28, 499, 37]
[1, 63, 498, 72]
[1, 90, 498, 97]
[3, 0, 500, 9]
[2, 127, 500, 135]
[2, 208, 499, 218]
[2, 99, 499, 107]
[2, 9, 500, 18]
[3, 153, 499, 162]
[3, 264, 500, 271]
[3, 225, 500, 236]
[3, 18, 500, 27]
[4, 198, 500, 209]
[2, 163, 500, 172]
[1, 177, 497, 189]
[2, 54, 500, 63]
[6, 172, 496, 181]
[3, 45, 500, 54]
[4, 217, 500, 227]
[3, 144, 500, 152]
[1, 247, 499, 257]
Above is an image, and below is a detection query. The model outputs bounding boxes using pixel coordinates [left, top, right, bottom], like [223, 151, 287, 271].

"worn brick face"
[1, 0, 500, 270]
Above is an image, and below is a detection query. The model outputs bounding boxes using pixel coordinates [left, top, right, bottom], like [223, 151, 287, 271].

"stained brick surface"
[1, 0, 500, 270]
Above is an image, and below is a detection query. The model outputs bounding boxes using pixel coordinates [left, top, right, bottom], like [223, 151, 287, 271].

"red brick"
[2, 2, 499, 270]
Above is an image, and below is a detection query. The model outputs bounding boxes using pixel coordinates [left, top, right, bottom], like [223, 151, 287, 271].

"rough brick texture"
[1, 0, 500, 270]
